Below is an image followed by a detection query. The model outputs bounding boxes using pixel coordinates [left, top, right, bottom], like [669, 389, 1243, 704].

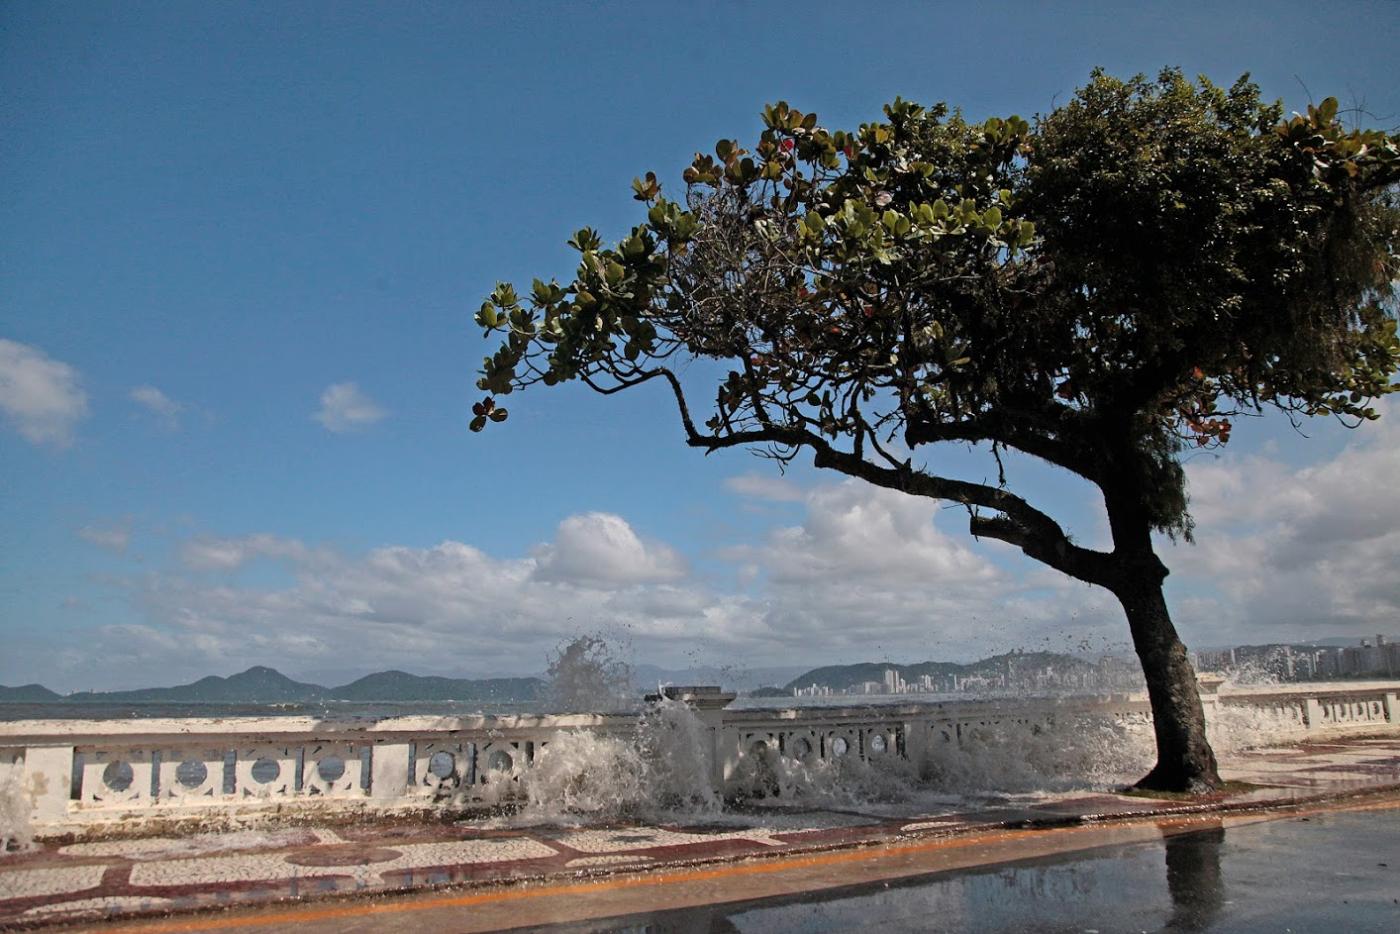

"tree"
[472, 70, 1400, 791]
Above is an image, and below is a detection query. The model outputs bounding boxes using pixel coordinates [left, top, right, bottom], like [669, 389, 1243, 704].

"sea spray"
[1219, 660, 1283, 689]
[519, 698, 718, 822]
[0, 764, 32, 854]
[727, 743, 920, 808]
[508, 633, 1294, 820]
[924, 715, 1156, 794]
[544, 634, 637, 713]
[520, 731, 648, 818]
[513, 703, 1285, 820]
[1206, 701, 1298, 757]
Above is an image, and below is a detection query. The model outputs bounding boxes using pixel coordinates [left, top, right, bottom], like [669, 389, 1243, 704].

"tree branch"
[657, 401, 1118, 587]
[904, 407, 1100, 480]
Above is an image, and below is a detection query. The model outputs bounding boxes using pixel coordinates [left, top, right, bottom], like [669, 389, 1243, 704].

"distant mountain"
[0, 683, 63, 703]
[2, 654, 1101, 706]
[1, 666, 548, 706]
[784, 651, 1093, 692]
[328, 670, 544, 702]
[64, 666, 324, 705]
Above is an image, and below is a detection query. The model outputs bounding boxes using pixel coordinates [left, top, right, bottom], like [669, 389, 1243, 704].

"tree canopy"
[475, 71, 1396, 566]
[471, 70, 1400, 789]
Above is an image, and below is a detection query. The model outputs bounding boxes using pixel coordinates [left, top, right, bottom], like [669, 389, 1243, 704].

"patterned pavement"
[2, 736, 1398, 929]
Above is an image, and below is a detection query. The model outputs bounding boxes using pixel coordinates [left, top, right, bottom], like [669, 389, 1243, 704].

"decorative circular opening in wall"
[428, 751, 456, 779]
[316, 755, 346, 783]
[250, 757, 280, 784]
[102, 760, 134, 792]
[176, 759, 208, 789]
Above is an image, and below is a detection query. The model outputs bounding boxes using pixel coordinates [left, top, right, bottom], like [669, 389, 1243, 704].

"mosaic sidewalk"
[2, 736, 1398, 930]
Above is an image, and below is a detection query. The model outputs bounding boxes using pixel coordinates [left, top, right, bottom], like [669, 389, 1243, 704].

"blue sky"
[3, 1, 1398, 691]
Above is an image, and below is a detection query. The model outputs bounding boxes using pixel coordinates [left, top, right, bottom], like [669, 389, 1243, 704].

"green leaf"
[476, 302, 501, 329]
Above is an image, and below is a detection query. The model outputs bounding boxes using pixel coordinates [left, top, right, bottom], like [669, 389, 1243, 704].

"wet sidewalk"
[3, 736, 1399, 930]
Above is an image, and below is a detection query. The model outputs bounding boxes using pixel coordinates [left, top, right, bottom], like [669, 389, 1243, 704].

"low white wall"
[1, 682, 1396, 838]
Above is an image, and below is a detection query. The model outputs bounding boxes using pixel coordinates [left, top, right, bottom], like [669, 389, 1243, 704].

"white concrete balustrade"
[2, 682, 1397, 838]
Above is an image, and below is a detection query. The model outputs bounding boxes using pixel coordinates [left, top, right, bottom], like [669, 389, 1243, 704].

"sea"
[0, 691, 1043, 722]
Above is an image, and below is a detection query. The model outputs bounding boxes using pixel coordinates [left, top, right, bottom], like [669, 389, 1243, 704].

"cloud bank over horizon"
[27, 402, 1400, 692]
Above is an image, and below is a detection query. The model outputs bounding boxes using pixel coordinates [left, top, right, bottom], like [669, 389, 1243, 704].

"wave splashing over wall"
[0, 765, 33, 854]
[544, 635, 637, 713]
[728, 744, 921, 808]
[520, 699, 719, 823]
[924, 716, 1156, 794]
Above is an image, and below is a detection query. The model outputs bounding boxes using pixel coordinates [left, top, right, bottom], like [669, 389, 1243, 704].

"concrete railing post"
[22, 744, 74, 825]
[902, 719, 929, 777]
[369, 742, 411, 800]
[1303, 697, 1325, 729]
[1197, 674, 1223, 728]
[1383, 693, 1398, 724]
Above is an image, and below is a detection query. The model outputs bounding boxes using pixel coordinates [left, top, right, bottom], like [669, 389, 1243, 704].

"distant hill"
[1, 654, 1103, 706]
[329, 670, 544, 702]
[64, 666, 324, 705]
[7, 666, 547, 706]
[0, 683, 63, 703]
[784, 651, 1094, 692]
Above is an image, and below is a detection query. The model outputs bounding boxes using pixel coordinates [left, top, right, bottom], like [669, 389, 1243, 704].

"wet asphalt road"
[528, 805, 1400, 934]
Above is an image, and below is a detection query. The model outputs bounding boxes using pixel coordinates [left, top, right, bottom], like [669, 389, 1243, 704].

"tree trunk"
[1099, 439, 1222, 794]
[1116, 573, 1221, 792]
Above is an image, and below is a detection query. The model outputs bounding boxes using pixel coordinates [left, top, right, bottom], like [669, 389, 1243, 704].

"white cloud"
[129, 385, 183, 428]
[62, 487, 1127, 688]
[532, 513, 687, 586]
[314, 382, 387, 433]
[752, 482, 998, 585]
[1165, 401, 1400, 643]
[724, 473, 807, 502]
[77, 522, 131, 553]
[722, 481, 1108, 658]
[0, 338, 88, 447]
[181, 533, 310, 570]
[33, 401, 1400, 689]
